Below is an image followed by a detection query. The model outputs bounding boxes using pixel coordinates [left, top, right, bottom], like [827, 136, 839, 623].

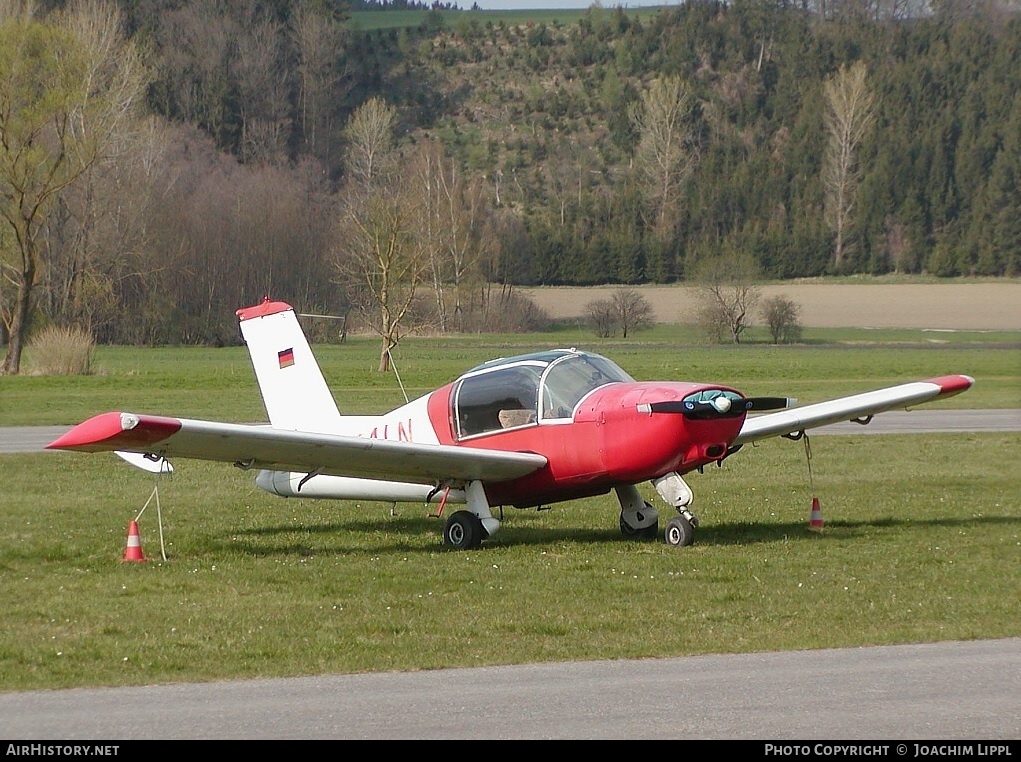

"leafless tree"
[689, 249, 762, 344]
[343, 97, 398, 189]
[44, 116, 173, 343]
[410, 139, 491, 333]
[761, 294, 802, 344]
[0, 0, 148, 373]
[823, 61, 875, 271]
[629, 76, 701, 241]
[233, 8, 292, 164]
[585, 288, 655, 338]
[292, 4, 347, 167]
[585, 297, 617, 338]
[335, 99, 424, 372]
[611, 288, 655, 338]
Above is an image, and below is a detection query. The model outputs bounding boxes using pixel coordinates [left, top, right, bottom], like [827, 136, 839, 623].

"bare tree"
[611, 288, 655, 338]
[233, 8, 291, 164]
[584, 288, 655, 338]
[629, 76, 701, 241]
[335, 99, 423, 372]
[292, 4, 346, 167]
[44, 116, 172, 342]
[343, 97, 398, 189]
[0, 0, 148, 374]
[336, 184, 425, 372]
[689, 249, 762, 344]
[410, 139, 490, 333]
[585, 297, 617, 338]
[823, 61, 875, 271]
[761, 294, 802, 344]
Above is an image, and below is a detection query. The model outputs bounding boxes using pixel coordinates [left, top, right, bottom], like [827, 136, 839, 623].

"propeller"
[642, 396, 796, 419]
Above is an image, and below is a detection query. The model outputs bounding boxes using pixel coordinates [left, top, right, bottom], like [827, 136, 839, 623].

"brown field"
[521, 282, 1021, 331]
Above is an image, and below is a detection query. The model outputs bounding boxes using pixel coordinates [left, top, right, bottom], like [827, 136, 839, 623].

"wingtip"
[926, 374, 975, 397]
[47, 412, 182, 452]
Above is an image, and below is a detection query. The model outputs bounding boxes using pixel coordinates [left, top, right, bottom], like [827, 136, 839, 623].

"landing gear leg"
[653, 472, 699, 547]
[616, 484, 659, 540]
[443, 480, 499, 550]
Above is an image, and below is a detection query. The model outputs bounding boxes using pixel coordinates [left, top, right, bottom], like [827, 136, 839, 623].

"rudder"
[237, 299, 343, 432]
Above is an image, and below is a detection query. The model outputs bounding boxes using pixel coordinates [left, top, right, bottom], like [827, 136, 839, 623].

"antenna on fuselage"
[298, 310, 409, 404]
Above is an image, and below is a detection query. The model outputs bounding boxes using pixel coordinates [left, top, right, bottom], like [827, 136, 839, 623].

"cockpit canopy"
[453, 349, 634, 439]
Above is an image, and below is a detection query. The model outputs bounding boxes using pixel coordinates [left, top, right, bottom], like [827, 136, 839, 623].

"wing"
[47, 412, 548, 484]
[733, 375, 975, 446]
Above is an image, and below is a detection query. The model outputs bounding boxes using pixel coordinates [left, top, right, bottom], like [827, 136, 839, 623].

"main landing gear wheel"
[443, 510, 486, 550]
[664, 515, 695, 547]
[619, 502, 659, 540]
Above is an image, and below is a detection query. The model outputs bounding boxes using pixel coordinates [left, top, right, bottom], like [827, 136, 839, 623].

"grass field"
[347, 7, 662, 32]
[1, 324, 1018, 692]
[2, 325, 1018, 425]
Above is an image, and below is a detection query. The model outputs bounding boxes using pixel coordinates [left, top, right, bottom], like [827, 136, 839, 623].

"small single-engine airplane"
[49, 298, 974, 550]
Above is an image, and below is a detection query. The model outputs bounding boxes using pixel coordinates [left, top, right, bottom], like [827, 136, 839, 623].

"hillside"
[3, 1, 1019, 351]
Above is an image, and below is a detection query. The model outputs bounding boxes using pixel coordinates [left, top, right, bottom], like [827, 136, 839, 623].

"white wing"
[734, 375, 975, 446]
[48, 412, 547, 485]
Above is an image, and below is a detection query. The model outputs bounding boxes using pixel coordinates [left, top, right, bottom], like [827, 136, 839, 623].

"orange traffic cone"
[809, 497, 824, 531]
[122, 520, 147, 562]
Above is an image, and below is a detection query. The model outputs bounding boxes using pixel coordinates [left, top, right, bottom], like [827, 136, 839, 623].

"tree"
[761, 294, 802, 344]
[822, 61, 875, 272]
[410, 138, 490, 333]
[629, 75, 701, 241]
[334, 98, 423, 372]
[343, 96, 398, 189]
[0, 0, 148, 374]
[292, 4, 347, 169]
[611, 287, 655, 338]
[585, 297, 617, 338]
[688, 248, 762, 344]
[584, 287, 655, 338]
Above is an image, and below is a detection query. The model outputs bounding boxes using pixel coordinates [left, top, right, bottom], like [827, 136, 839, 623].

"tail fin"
[237, 299, 343, 432]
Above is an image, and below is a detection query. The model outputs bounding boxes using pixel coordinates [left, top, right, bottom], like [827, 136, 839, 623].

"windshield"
[452, 350, 632, 438]
[540, 354, 633, 420]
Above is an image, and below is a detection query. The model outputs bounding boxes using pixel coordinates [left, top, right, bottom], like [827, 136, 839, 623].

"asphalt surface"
[3, 412, 1019, 740]
[1, 638, 1018, 739]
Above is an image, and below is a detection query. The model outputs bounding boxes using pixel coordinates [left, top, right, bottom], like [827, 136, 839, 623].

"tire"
[664, 515, 695, 547]
[620, 510, 659, 540]
[443, 510, 485, 550]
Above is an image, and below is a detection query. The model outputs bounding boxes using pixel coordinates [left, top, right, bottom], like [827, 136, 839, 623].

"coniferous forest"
[1, 0, 1018, 356]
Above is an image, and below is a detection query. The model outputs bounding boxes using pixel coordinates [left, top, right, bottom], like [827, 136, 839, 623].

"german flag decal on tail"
[278, 348, 295, 368]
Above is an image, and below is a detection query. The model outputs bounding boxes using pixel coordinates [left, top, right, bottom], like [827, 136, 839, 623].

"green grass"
[347, 8, 664, 32]
[1, 433, 1017, 691]
[1, 327, 1017, 425]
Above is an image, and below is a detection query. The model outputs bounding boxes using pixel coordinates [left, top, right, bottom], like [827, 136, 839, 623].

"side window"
[454, 366, 541, 438]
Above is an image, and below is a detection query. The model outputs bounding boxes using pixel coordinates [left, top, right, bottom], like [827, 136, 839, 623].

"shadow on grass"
[216, 512, 1019, 556]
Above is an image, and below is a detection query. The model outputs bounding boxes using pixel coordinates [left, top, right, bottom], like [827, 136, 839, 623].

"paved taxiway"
[1, 638, 1018, 739]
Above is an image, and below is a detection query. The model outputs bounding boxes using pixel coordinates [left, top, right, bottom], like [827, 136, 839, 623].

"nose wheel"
[664, 512, 697, 547]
